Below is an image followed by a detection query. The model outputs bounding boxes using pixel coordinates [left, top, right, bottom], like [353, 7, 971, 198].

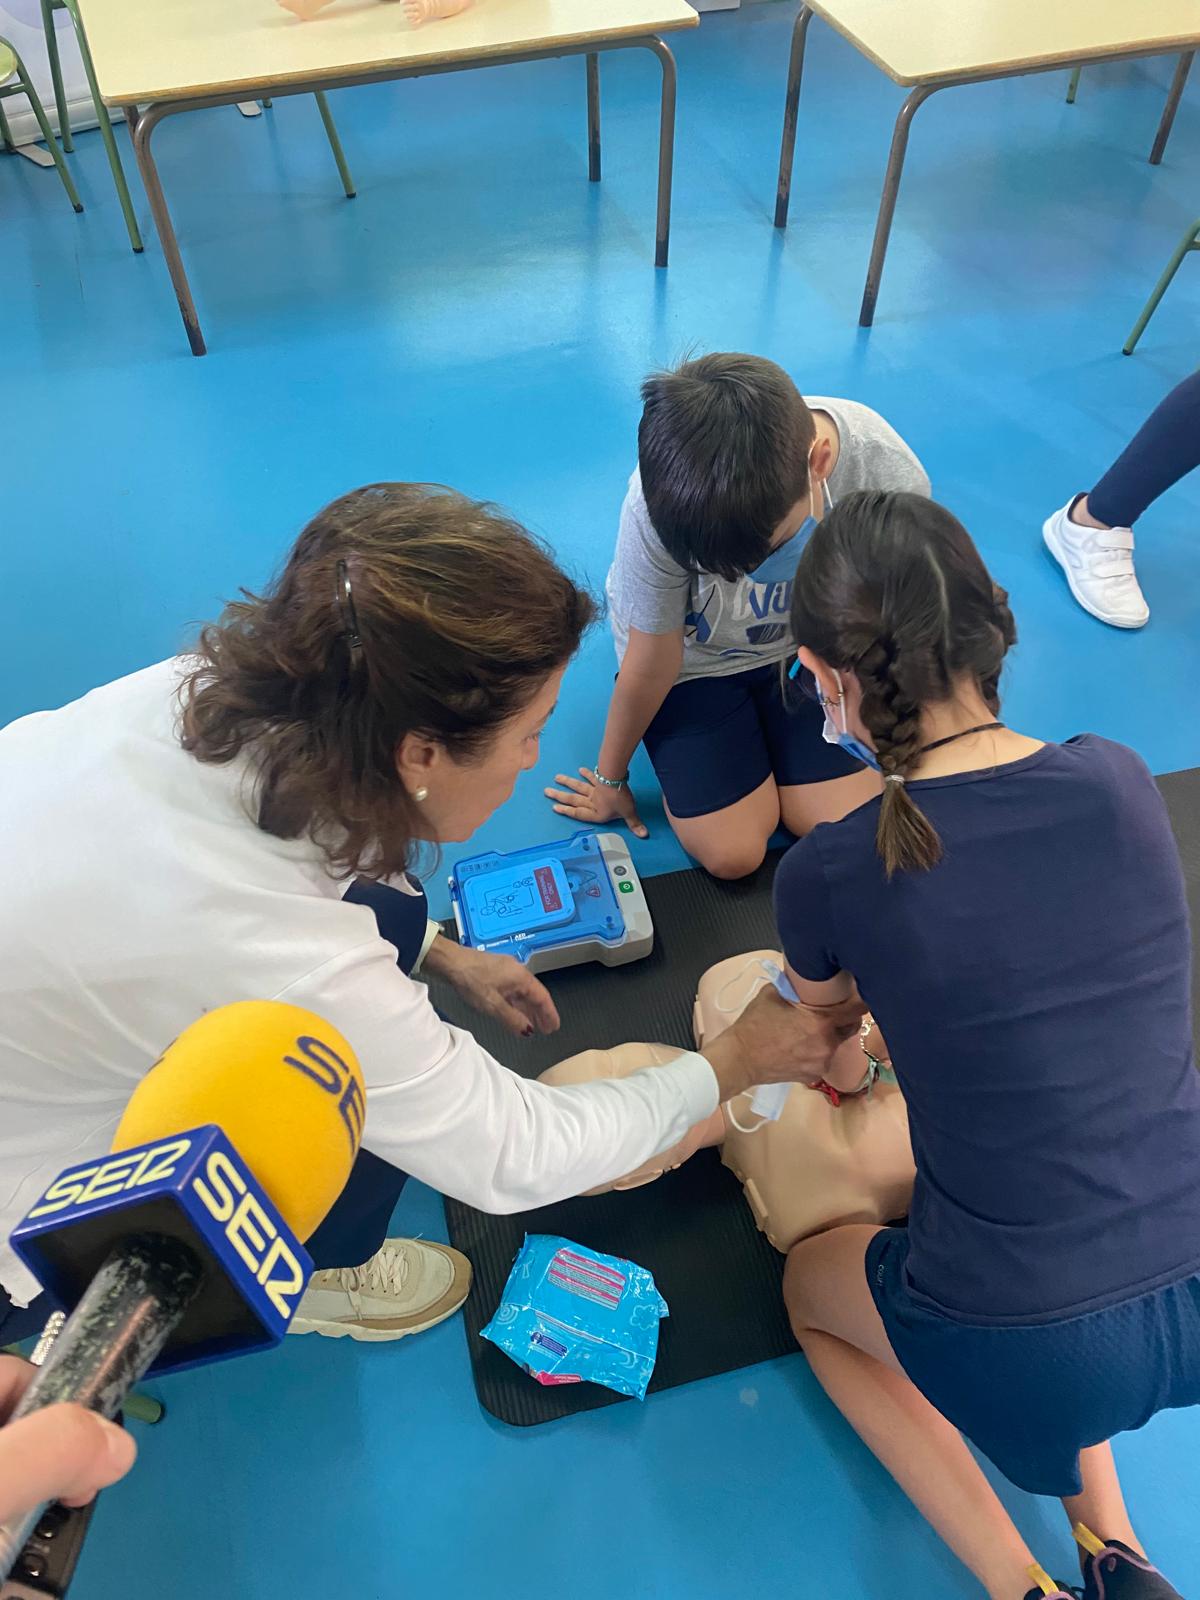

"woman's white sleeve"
[274, 943, 719, 1213]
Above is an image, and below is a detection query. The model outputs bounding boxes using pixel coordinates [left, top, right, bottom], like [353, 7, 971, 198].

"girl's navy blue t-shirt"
[774, 735, 1200, 1325]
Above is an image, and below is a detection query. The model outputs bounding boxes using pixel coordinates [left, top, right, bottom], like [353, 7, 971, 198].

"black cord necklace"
[916, 721, 1004, 756]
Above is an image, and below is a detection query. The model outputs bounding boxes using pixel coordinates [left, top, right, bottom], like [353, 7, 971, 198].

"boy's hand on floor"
[544, 768, 649, 840]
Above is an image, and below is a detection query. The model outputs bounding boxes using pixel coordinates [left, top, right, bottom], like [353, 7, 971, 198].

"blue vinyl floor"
[3, 3, 1200, 1595]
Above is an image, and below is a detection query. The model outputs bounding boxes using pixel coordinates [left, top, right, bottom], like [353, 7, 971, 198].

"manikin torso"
[538, 951, 915, 1249]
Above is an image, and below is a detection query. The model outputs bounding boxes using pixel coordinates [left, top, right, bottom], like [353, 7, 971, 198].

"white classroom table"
[79, 0, 698, 354]
[773, 0, 1200, 325]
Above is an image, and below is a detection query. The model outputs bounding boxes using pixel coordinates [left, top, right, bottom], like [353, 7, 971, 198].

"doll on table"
[278, 0, 473, 25]
[539, 952, 915, 1251]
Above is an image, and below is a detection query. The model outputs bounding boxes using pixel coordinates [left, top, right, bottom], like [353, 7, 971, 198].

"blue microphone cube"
[10, 1126, 313, 1374]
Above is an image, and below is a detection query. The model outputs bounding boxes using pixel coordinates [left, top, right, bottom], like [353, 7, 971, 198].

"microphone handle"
[0, 1235, 203, 1583]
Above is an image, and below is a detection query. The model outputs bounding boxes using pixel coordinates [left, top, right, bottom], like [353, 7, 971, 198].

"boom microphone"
[0, 1001, 365, 1581]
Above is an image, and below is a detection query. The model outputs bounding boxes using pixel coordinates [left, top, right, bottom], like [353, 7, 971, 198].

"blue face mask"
[747, 514, 817, 586]
[746, 471, 829, 586]
[788, 660, 881, 771]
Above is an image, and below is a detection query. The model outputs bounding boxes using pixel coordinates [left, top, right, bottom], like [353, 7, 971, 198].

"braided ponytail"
[791, 490, 1016, 878]
[855, 639, 943, 877]
[979, 584, 1017, 714]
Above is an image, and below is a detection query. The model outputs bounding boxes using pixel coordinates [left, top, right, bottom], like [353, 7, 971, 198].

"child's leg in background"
[645, 664, 880, 878]
[752, 664, 881, 835]
[778, 768, 881, 834]
[1084, 370, 1200, 529]
[643, 671, 780, 879]
[784, 1227, 1052, 1600]
[665, 777, 781, 880]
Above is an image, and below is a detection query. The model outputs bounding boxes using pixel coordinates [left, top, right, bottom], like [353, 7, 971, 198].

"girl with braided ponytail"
[774, 491, 1199, 1600]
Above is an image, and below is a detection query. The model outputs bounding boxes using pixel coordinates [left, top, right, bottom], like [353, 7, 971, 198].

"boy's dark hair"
[637, 353, 816, 582]
[790, 491, 1017, 878]
[181, 483, 595, 883]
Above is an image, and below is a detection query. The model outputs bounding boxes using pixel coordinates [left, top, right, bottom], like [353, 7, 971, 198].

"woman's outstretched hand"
[424, 938, 560, 1038]
[0, 1356, 136, 1523]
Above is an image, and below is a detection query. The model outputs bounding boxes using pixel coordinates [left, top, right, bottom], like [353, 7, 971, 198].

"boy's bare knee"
[694, 840, 768, 880]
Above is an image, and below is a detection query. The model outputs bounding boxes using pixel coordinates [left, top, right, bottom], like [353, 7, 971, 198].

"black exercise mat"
[433, 851, 797, 1427]
[436, 769, 1200, 1427]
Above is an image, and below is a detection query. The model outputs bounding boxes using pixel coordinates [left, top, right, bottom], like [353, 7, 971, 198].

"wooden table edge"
[96, 10, 699, 107]
[803, 3, 1200, 89]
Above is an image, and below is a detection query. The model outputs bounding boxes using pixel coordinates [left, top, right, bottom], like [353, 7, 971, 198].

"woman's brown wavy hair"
[180, 483, 596, 880]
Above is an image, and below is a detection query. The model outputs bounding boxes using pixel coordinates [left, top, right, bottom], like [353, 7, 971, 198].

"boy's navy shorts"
[642, 661, 861, 819]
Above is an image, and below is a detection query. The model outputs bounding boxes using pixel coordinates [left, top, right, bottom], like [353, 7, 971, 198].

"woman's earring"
[413, 786, 429, 803]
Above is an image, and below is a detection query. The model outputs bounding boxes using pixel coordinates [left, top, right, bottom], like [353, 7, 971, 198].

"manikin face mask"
[746, 461, 830, 586]
[789, 660, 882, 772]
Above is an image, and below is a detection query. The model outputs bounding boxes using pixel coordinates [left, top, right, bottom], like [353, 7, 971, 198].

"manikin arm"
[402, 0, 473, 23]
[279, 0, 474, 22]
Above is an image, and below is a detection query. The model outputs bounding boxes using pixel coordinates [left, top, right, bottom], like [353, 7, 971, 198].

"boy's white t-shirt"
[606, 395, 931, 682]
[0, 660, 717, 1307]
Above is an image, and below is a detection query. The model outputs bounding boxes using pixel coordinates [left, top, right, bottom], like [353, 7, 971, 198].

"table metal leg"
[125, 104, 208, 357]
[315, 90, 356, 197]
[774, 5, 812, 229]
[586, 53, 601, 182]
[858, 84, 935, 327]
[1065, 64, 1082, 104]
[1149, 50, 1193, 166]
[644, 39, 677, 268]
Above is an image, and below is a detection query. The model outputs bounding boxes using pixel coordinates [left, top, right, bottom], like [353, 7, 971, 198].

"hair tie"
[884, 774, 906, 785]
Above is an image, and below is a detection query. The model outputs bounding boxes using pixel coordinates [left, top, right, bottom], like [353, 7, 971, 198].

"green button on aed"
[618, 879, 635, 894]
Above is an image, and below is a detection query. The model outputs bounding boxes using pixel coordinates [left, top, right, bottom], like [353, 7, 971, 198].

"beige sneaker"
[289, 1238, 471, 1342]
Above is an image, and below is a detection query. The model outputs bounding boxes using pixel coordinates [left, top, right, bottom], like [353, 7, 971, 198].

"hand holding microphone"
[0, 1359, 135, 1525]
[0, 1000, 365, 1583]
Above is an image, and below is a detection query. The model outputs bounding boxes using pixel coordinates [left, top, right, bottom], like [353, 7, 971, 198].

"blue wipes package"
[481, 1234, 668, 1401]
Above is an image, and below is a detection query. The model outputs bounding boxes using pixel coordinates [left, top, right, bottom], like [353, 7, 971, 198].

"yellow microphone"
[113, 1000, 366, 1242]
[1, 1002, 367, 1580]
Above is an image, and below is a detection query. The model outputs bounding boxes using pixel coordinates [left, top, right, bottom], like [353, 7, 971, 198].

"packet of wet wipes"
[481, 1234, 668, 1400]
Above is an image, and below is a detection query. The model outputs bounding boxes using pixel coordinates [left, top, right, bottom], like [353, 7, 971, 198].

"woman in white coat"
[0, 482, 853, 1348]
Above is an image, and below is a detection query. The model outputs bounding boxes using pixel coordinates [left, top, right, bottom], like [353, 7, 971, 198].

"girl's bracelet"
[593, 765, 628, 790]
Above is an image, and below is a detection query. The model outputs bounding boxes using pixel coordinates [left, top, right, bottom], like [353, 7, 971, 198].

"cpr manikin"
[539, 1043, 727, 1192]
[278, 0, 473, 26]
[538, 953, 915, 1250]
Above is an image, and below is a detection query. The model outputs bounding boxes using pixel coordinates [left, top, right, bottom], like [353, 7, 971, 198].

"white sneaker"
[1043, 499, 1149, 629]
[289, 1238, 471, 1342]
